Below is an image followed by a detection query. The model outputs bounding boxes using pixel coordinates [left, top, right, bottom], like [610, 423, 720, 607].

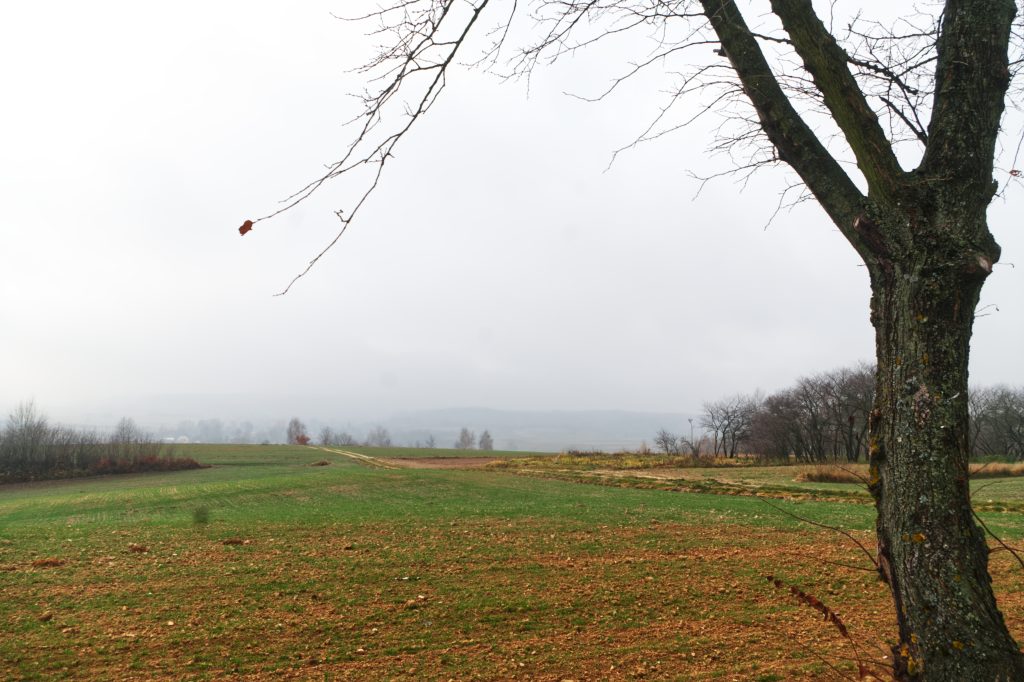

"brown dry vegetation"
[794, 465, 870, 485]
[5, 520, 1024, 681]
[971, 462, 1024, 479]
[796, 462, 1024, 484]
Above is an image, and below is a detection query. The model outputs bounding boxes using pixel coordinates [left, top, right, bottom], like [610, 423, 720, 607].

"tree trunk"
[867, 248, 1024, 679]
[845, 415, 855, 462]
[696, 0, 1020, 672]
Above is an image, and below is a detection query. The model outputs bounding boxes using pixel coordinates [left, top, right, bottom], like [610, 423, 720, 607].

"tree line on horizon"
[657, 362, 1024, 462]
[286, 418, 494, 451]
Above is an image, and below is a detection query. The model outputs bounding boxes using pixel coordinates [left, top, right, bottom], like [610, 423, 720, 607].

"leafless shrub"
[454, 427, 476, 449]
[0, 402, 203, 483]
[365, 426, 393, 448]
[795, 464, 868, 485]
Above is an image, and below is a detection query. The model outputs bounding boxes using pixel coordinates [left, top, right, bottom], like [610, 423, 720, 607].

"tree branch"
[266, 0, 492, 295]
[698, 0, 873, 260]
[920, 0, 1016, 193]
[769, 0, 906, 199]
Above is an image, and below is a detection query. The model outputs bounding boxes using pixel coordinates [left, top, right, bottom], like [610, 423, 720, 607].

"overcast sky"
[2, 2, 1022, 431]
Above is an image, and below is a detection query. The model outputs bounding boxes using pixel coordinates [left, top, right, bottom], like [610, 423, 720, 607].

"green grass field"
[2, 445, 1023, 680]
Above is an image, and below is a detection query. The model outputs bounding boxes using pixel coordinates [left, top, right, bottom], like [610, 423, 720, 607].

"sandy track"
[315, 448, 498, 470]
[381, 457, 500, 469]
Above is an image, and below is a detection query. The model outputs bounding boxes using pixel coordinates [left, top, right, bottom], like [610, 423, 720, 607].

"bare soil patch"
[7, 520, 1024, 680]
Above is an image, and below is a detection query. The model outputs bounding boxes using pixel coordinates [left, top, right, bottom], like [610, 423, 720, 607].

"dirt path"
[383, 457, 500, 469]
[315, 447, 401, 470]
[314, 449, 502, 470]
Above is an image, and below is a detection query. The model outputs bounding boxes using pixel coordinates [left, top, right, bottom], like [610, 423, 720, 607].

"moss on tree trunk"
[867, 230, 1024, 679]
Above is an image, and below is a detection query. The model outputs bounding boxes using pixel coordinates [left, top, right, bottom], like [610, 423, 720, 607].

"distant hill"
[60, 399, 699, 451]
[382, 407, 699, 452]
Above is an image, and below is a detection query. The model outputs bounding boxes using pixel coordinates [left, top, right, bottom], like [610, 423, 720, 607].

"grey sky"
[2, 2, 1021, 431]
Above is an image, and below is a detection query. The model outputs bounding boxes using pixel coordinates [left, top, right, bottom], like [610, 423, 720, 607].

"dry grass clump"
[794, 464, 868, 484]
[491, 451, 739, 471]
[970, 461, 1024, 478]
[796, 461, 1024, 484]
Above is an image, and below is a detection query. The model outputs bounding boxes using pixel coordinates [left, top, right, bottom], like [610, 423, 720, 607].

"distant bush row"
[0, 402, 204, 483]
[658, 362, 1024, 463]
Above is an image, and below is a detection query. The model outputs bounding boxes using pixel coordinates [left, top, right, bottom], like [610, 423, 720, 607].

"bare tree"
[994, 387, 1024, 459]
[335, 431, 360, 447]
[700, 400, 726, 457]
[424, 434, 437, 449]
[653, 428, 681, 455]
[286, 417, 309, 445]
[791, 376, 833, 462]
[701, 394, 755, 457]
[110, 417, 146, 462]
[969, 384, 998, 457]
[454, 427, 476, 450]
[679, 433, 708, 458]
[724, 394, 757, 458]
[748, 390, 803, 461]
[972, 385, 1024, 459]
[247, 0, 1024, 675]
[111, 417, 142, 444]
[318, 426, 335, 446]
[830, 363, 875, 462]
[745, 363, 876, 463]
[3, 401, 50, 472]
[364, 426, 393, 448]
[478, 430, 494, 450]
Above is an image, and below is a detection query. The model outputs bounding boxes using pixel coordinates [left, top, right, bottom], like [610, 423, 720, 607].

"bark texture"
[699, 0, 1023, 677]
[866, 207, 1023, 679]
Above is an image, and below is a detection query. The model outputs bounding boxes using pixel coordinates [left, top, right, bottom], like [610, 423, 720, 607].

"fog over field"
[2, 1, 1022, 439]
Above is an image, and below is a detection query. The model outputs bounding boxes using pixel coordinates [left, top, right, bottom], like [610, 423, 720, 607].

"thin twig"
[756, 496, 879, 570]
[972, 508, 1024, 571]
